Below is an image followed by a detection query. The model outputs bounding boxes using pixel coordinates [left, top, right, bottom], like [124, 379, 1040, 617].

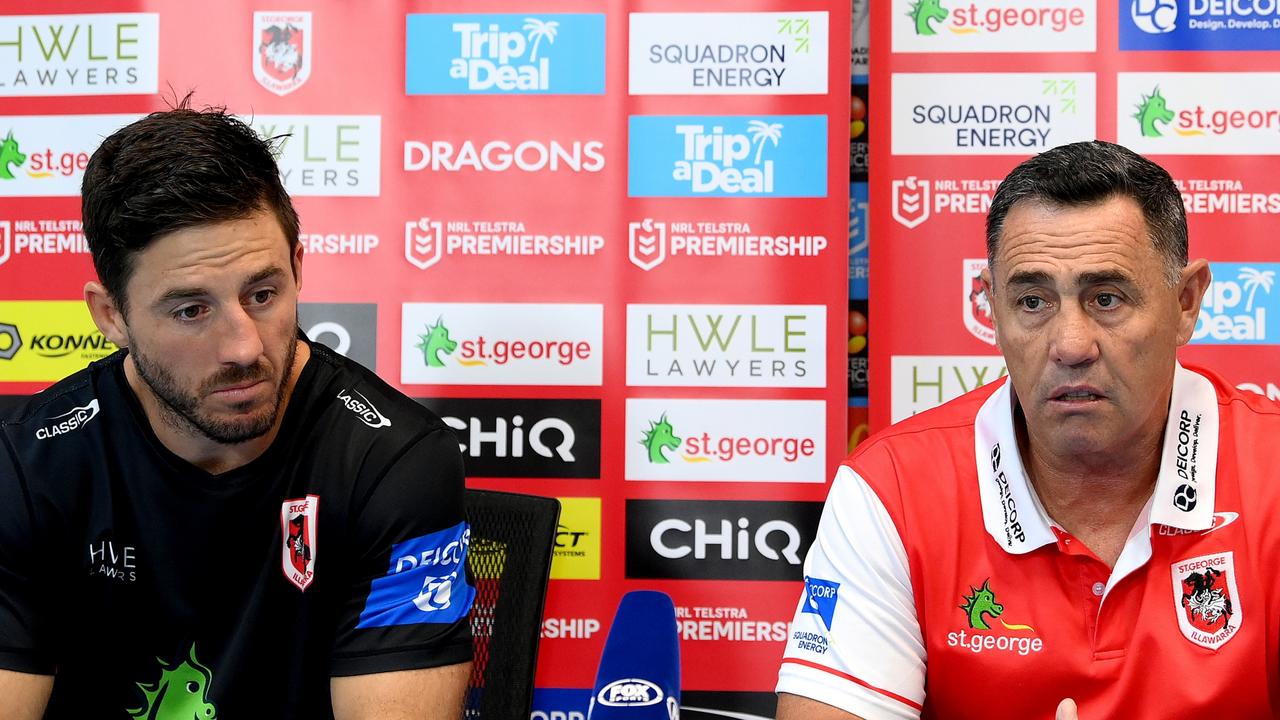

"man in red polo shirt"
[776, 141, 1280, 719]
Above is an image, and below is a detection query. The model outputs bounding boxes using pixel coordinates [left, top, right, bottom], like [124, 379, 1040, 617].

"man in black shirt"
[0, 102, 473, 719]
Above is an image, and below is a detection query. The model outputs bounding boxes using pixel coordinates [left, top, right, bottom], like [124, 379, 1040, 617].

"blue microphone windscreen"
[587, 590, 681, 720]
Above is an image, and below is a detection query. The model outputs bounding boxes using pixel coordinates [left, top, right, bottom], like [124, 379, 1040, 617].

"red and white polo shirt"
[777, 364, 1280, 718]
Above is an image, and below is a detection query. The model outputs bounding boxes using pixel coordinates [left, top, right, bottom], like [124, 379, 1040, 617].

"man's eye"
[1096, 292, 1120, 308]
[251, 289, 275, 304]
[1019, 296, 1044, 311]
[174, 306, 203, 321]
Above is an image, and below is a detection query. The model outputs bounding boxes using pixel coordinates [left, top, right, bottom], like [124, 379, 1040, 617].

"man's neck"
[1018, 411, 1164, 568]
[125, 340, 311, 475]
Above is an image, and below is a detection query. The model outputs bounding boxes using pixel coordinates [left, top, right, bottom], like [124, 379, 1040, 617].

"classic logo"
[550, 497, 601, 580]
[627, 217, 827, 270]
[963, 259, 996, 345]
[626, 304, 826, 388]
[0, 115, 140, 197]
[801, 576, 839, 631]
[404, 137, 605, 173]
[358, 522, 476, 628]
[35, 398, 99, 440]
[0, 14, 159, 97]
[280, 495, 318, 591]
[417, 397, 602, 479]
[892, 176, 930, 228]
[947, 579, 1044, 655]
[406, 14, 605, 95]
[893, 73, 1095, 155]
[891, 355, 1008, 422]
[1193, 263, 1280, 344]
[404, 216, 603, 271]
[1172, 552, 1242, 649]
[1119, 74, 1280, 154]
[254, 12, 311, 95]
[598, 679, 663, 707]
[896, 0, 1093, 53]
[250, 115, 380, 196]
[336, 388, 391, 429]
[1124, 0, 1280, 50]
[625, 399, 825, 483]
[629, 218, 666, 271]
[629, 12, 828, 95]
[628, 115, 827, 198]
[625, 499, 823, 581]
[401, 303, 603, 386]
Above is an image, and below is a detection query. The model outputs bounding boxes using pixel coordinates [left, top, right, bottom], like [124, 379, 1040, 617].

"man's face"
[119, 209, 301, 445]
[982, 195, 1203, 461]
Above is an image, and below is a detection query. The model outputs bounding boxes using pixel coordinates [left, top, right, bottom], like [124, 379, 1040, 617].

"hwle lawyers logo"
[406, 14, 604, 95]
[628, 115, 827, 197]
[0, 14, 159, 97]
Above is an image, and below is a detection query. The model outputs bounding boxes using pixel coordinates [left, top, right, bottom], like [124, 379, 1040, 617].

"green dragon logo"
[127, 645, 217, 720]
[640, 414, 682, 464]
[1135, 86, 1175, 138]
[960, 579, 1035, 631]
[908, 0, 949, 36]
[415, 317, 458, 368]
[0, 131, 26, 181]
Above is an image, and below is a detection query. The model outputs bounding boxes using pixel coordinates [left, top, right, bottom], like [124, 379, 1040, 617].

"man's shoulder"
[1190, 363, 1280, 424]
[1, 354, 122, 452]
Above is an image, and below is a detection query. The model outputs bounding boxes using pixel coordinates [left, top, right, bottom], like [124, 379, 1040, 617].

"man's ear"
[980, 265, 999, 348]
[292, 241, 304, 295]
[1175, 259, 1211, 346]
[84, 281, 130, 348]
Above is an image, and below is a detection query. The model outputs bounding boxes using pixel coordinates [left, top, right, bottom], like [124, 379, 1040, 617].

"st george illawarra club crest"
[963, 258, 996, 345]
[629, 218, 666, 271]
[1171, 551, 1242, 650]
[281, 495, 319, 591]
[254, 12, 312, 96]
[405, 218, 443, 270]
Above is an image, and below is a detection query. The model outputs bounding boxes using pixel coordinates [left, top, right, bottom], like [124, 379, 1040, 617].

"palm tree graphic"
[747, 121, 784, 165]
[523, 18, 559, 61]
[1240, 267, 1276, 312]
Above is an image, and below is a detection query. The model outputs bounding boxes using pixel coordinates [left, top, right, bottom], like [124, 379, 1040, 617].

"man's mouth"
[1050, 386, 1105, 402]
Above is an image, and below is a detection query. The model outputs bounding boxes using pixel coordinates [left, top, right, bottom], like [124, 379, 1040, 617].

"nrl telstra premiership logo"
[405, 217, 443, 270]
[892, 176, 931, 228]
[628, 218, 666, 271]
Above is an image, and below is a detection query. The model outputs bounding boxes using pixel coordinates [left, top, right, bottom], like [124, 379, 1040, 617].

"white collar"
[973, 364, 1220, 555]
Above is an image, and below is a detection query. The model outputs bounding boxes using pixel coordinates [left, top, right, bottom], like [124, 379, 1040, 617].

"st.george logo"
[280, 495, 319, 591]
[253, 12, 312, 96]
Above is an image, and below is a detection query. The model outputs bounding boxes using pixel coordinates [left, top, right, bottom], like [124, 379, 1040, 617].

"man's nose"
[1048, 303, 1100, 368]
[218, 305, 264, 366]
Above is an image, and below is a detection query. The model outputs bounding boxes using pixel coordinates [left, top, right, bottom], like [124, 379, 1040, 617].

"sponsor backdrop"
[872, 0, 1280, 431]
[0, 0, 851, 709]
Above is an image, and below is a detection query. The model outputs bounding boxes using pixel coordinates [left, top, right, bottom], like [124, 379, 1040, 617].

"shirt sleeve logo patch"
[357, 522, 476, 628]
[801, 575, 839, 631]
[1172, 551, 1242, 650]
[281, 495, 319, 591]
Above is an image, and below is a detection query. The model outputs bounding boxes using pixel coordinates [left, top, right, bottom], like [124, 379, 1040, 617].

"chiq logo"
[441, 414, 576, 461]
[650, 517, 802, 563]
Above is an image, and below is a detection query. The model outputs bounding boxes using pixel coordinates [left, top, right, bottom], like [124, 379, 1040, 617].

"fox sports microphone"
[587, 590, 681, 720]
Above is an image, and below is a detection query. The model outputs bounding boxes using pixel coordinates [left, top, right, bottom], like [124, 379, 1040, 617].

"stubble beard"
[130, 327, 299, 445]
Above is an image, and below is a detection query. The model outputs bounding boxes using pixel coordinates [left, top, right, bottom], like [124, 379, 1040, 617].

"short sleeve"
[329, 428, 475, 676]
[0, 430, 53, 674]
[777, 465, 925, 719]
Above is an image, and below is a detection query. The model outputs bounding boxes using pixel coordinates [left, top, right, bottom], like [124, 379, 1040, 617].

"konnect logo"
[624, 500, 823, 581]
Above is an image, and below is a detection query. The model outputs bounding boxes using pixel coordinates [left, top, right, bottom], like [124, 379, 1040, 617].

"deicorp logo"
[625, 304, 826, 388]
[0, 14, 158, 97]
[628, 115, 827, 197]
[406, 14, 604, 95]
[895, 0, 1094, 53]
[629, 12, 828, 95]
[401, 303, 602, 386]
[625, 499, 824, 581]
[1193, 263, 1280, 345]
[1124, 0, 1280, 50]
[1119, 73, 1280, 154]
[624, 398, 825, 483]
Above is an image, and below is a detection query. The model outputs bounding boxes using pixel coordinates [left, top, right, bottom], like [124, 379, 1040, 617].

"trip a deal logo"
[624, 398, 826, 483]
[406, 14, 605, 95]
[1123, 0, 1280, 50]
[628, 115, 827, 198]
[893, 0, 1095, 53]
[1118, 74, 1280, 155]
[1192, 263, 1280, 345]
[0, 115, 141, 197]
[401, 303, 603, 386]
[0, 14, 159, 97]
[0, 301, 118, 382]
